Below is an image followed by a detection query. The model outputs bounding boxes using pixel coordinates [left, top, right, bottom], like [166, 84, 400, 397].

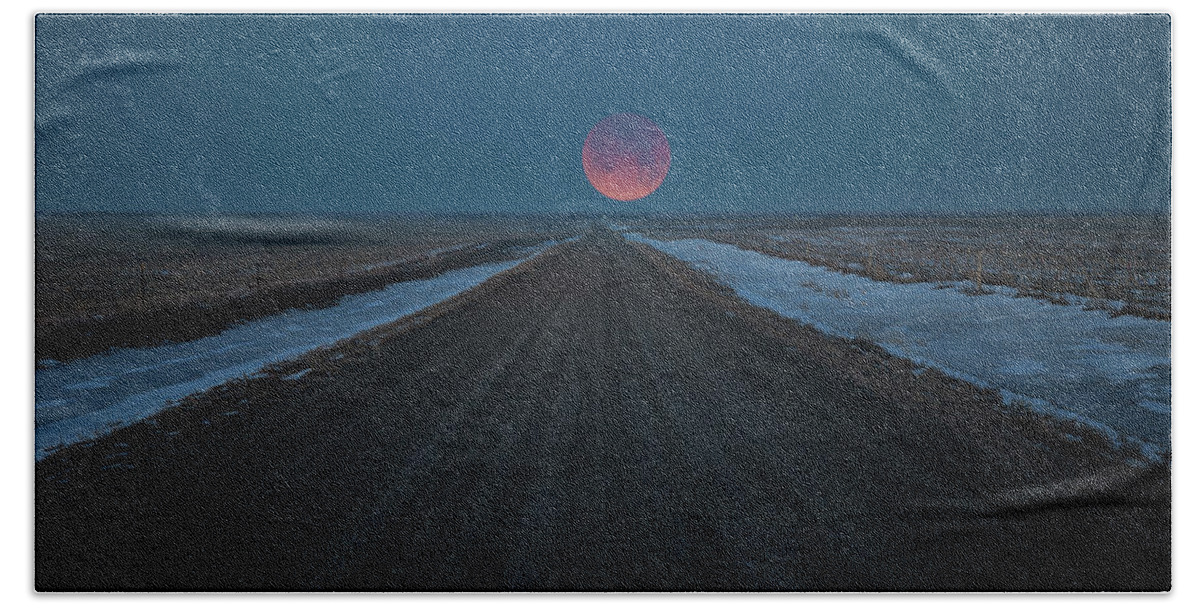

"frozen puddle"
[628, 234, 1170, 456]
[36, 240, 566, 460]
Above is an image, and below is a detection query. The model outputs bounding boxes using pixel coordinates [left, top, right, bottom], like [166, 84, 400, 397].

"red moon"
[582, 113, 671, 201]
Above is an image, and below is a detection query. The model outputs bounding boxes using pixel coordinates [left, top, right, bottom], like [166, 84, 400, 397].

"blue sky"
[35, 13, 1170, 215]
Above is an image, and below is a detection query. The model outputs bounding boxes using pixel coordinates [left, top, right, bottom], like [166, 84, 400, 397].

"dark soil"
[35, 235, 553, 363]
[34, 229, 1170, 591]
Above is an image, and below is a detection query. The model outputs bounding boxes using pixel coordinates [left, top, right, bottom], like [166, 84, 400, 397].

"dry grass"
[36, 213, 583, 361]
[628, 214, 1170, 320]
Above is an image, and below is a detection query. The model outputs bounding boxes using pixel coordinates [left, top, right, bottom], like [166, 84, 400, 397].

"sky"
[34, 13, 1171, 216]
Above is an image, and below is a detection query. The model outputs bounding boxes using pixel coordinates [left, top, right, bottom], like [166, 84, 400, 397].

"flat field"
[34, 217, 1171, 591]
[623, 214, 1170, 320]
[35, 214, 582, 362]
[36, 228, 1169, 591]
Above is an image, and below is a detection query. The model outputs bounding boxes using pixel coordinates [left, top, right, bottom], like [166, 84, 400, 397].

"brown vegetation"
[35, 214, 583, 362]
[628, 214, 1170, 320]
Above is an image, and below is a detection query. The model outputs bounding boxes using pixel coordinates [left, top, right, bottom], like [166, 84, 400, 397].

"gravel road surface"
[35, 229, 1169, 591]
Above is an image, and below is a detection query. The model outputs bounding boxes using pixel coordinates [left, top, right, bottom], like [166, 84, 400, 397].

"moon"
[582, 113, 671, 202]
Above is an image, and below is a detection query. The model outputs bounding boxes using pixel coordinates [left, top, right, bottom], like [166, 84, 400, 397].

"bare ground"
[35, 214, 577, 362]
[34, 229, 1169, 591]
[629, 214, 1171, 320]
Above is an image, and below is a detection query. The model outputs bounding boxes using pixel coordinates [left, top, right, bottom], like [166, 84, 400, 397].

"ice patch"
[35, 239, 569, 460]
[628, 233, 1170, 454]
[63, 376, 114, 391]
[281, 368, 312, 381]
[1138, 400, 1170, 415]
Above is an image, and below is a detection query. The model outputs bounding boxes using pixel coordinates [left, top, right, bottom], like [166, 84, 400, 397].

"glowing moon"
[582, 113, 671, 201]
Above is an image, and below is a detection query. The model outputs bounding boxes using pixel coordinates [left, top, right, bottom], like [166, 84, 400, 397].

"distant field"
[35, 214, 582, 362]
[625, 214, 1170, 321]
[36, 213, 1171, 362]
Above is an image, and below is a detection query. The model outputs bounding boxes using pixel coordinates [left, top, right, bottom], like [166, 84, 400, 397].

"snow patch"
[281, 368, 312, 381]
[34, 238, 570, 460]
[628, 233, 1170, 455]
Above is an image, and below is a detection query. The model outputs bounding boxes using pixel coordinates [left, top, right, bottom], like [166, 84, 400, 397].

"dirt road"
[35, 229, 1169, 591]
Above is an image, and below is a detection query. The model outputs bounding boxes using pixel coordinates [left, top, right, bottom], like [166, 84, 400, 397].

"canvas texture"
[33, 13, 1171, 592]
